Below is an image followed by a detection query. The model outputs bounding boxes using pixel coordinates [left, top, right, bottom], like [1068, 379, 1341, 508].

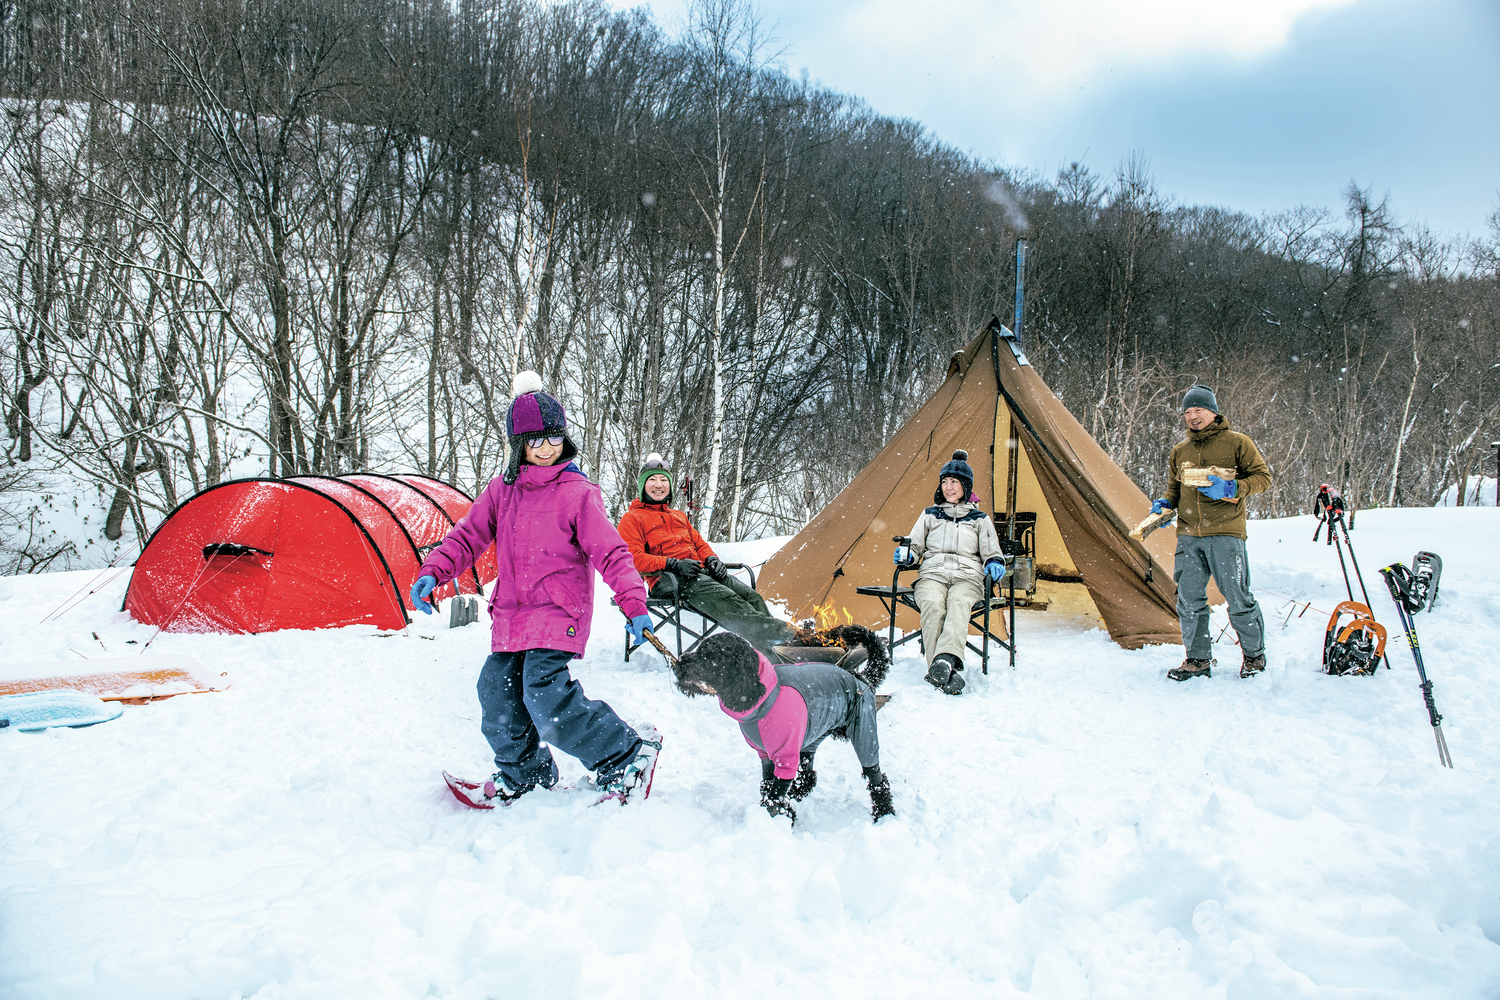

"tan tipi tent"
[759, 320, 1183, 650]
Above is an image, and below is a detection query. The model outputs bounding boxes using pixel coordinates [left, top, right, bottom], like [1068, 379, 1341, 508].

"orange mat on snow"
[0, 655, 227, 703]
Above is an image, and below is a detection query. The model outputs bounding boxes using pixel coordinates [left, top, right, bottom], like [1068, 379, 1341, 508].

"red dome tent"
[124, 475, 495, 634]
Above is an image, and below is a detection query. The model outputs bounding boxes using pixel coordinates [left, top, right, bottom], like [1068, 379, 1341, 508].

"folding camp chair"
[857, 558, 1017, 673]
[993, 511, 1041, 609]
[622, 562, 758, 661]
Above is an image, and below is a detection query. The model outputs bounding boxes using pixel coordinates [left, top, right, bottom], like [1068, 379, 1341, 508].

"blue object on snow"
[0, 689, 124, 732]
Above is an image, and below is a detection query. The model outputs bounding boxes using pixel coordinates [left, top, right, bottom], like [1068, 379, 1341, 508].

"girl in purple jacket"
[412, 372, 660, 804]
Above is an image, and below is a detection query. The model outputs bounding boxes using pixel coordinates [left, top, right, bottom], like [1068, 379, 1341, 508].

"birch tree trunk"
[1387, 328, 1421, 506]
[701, 143, 727, 535]
[684, 0, 764, 538]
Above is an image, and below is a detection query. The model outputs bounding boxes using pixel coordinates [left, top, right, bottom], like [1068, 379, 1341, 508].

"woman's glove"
[410, 575, 437, 614]
[665, 558, 701, 581]
[627, 614, 654, 647]
[1151, 498, 1175, 515]
[984, 560, 1005, 582]
[1198, 475, 1238, 501]
[703, 555, 729, 582]
[893, 545, 913, 566]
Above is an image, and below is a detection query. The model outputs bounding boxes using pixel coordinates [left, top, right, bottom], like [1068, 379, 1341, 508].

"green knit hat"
[637, 453, 674, 502]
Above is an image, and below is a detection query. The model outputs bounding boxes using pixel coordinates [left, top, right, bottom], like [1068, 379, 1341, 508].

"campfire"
[790, 601, 856, 647]
[774, 605, 888, 678]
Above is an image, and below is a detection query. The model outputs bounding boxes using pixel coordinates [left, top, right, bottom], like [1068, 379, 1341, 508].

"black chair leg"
[1009, 585, 1017, 670]
[982, 602, 990, 675]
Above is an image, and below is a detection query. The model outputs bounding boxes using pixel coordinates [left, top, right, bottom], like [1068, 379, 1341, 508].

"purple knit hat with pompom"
[503, 370, 578, 484]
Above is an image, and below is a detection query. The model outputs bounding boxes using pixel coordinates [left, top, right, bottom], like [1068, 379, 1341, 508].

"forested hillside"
[2, 0, 1496, 572]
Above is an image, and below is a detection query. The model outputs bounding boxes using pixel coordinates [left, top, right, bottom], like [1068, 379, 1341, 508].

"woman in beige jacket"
[896, 450, 1006, 695]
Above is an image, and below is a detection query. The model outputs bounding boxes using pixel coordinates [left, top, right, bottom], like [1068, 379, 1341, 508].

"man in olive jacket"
[1151, 385, 1272, 681]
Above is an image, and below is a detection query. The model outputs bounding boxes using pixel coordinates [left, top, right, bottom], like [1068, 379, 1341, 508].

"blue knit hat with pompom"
[936, 449, 974, 504]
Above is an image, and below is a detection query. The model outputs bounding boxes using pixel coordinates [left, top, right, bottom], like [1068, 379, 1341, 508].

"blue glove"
[893, 545, 912, 566]
[410, 575, 437, 613]
[1151, 498, 1175, 515]
[627, 614, 654, 648]
[1198, 475, 1238, 501]
[984, 560, 1005, 582]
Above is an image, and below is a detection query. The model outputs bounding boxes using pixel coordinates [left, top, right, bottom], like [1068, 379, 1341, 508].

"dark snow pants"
[657, 575, 797, 659]
[477, 648, 641, 791]
[1174, 534, 1266, 660]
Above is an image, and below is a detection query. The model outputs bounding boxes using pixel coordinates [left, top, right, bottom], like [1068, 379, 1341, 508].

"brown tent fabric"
[758, 320, 1183, 650]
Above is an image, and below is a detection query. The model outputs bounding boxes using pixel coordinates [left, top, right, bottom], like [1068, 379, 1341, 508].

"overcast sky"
[614, 0, 1500, 239]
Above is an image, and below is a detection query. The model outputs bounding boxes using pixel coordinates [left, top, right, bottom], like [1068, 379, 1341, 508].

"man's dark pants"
[652, 573, 795, 658]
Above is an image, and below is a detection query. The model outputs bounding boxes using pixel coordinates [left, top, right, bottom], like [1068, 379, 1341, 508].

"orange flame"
[794, 601, 855, 647]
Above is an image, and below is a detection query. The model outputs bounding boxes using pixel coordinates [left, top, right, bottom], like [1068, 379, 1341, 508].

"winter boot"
[1168, 657, 1214, 682]
[1240, 652, 1266, 678]
[789, 750, 818, 801]
[863, 766, 894, 821]
[598, 726, 663, 803]
[482, 775, 534, 805]
[924, 652, 960, 689]
[940, 665, 966, 696]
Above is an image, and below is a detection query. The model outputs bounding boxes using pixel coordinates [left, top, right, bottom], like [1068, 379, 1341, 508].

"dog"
[671, 627, 894, 823]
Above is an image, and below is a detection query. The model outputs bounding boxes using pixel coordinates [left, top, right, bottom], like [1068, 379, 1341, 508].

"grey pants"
[1174, 534, 1265, 660]
[913, 576, 983, 667]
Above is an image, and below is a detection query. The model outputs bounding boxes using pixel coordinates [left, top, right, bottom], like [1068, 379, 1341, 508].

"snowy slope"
[1, 508, 1498, 999]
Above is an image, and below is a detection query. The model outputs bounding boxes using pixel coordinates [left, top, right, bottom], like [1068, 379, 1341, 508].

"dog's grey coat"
[736, 661, 880, 770]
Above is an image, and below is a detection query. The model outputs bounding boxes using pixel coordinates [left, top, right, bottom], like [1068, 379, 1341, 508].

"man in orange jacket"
[618, 454, 798, 658]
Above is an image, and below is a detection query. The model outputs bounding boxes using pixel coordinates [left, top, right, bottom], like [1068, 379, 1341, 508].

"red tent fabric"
[342, 473, 489, 599]
[395, 474, 499, 587]
[124, 474, 495, 634]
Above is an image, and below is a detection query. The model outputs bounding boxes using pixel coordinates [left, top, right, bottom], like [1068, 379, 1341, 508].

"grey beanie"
[1181, 384, 1220, 414]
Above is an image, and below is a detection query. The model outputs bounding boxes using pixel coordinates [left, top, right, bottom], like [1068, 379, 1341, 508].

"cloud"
[820, 0, 1359, 110]
[616, 1, 1359, 106]
[609, 0, 1498, 234]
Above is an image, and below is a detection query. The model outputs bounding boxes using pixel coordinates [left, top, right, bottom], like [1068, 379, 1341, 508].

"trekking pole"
[1331, 507, 1376, 610]
[1379, 563, 1455, 768]
[1314, 485, 1388, 668]
[1313, 485, 1356, 601]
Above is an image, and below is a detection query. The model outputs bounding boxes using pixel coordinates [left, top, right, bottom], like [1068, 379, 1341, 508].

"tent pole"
[1005, 416, 1019, 529]
[1008, 239, 1026, 670]
[1006, 415, 1020, 669]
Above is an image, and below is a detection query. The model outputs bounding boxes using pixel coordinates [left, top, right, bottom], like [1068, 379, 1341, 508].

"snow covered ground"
[2, 507, 1498, 999]
[1436, 476, 1497, 507]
